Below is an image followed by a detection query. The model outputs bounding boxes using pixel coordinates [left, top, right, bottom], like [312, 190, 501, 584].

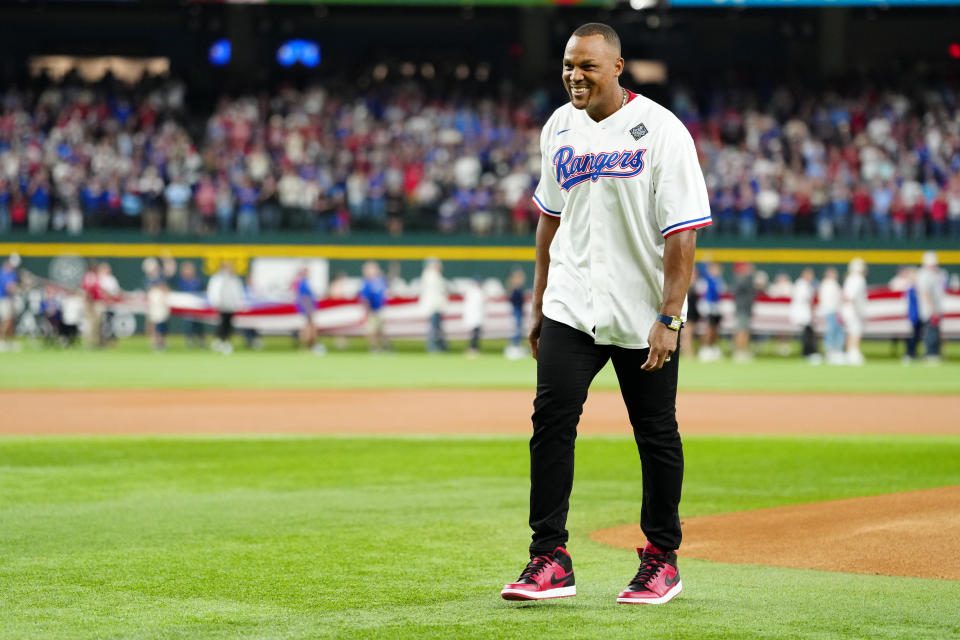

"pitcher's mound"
[592, 486, 960, 580]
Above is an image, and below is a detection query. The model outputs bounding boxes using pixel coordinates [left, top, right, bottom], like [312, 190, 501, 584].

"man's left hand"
[642, 322, 679, 371]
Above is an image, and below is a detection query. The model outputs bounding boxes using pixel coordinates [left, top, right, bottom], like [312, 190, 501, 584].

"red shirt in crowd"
[82, 270, 102, 302]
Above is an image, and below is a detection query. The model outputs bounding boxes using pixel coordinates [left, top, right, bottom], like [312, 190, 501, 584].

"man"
[842, 257, 868, 366]
[915, 251, 946, 363]
[81, 260, 104, 348]
[789, 267, 820, 364]
[698, 262, 725, 362]
[731, 262, 756, 363]
[206, 261, 246, 355]
[359, 261, 389, 352]
[462, 276, 486, 357]
[500, 23, 710, 606]
[97, 262, 122, 346]
[419, 257, 448, 353]
[292, 266, 323, 354]
[505, 267, 527, 360]
[0, 255, 19, 351]
[817, 267, 845, 365]
[176, 261, 206, 348]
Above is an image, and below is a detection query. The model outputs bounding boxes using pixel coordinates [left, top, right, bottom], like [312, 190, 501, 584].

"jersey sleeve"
[654, 119, 712, 237]
[532, 117, 564, 218]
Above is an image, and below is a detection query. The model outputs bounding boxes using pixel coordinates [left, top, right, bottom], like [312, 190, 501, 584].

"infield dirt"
[3, 388, 959, 581]
[4, 389, 960, 436]
[593, 486, 960, 580]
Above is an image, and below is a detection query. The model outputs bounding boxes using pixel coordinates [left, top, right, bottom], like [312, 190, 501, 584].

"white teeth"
[572, 87, 587, 96]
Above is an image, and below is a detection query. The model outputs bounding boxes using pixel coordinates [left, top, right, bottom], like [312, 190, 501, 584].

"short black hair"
[571, 23, 622, 57]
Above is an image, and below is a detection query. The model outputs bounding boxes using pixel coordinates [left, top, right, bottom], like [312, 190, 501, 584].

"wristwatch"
[656, 314, 685, 331]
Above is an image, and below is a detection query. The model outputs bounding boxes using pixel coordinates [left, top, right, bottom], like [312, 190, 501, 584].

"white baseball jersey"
[533, 91, 711, 348]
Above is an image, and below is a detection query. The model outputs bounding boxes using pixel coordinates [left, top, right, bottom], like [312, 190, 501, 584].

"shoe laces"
[519, 554, 553, 581]
[630, 552, 667, 589]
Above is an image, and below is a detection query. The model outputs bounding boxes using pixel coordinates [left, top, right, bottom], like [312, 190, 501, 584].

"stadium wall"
[5, 233, 959, 291]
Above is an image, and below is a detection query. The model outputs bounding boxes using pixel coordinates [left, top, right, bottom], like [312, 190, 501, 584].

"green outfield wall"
[4, 231, 959, 290]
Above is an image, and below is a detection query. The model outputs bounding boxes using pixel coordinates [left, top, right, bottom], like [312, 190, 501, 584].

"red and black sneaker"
[501, 547, 576, 600]
[617, 542, 682, 605]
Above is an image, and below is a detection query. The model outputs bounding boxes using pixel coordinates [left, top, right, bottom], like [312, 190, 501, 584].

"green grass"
[2, 336, 959, 393]
[2, 435, 959, 639]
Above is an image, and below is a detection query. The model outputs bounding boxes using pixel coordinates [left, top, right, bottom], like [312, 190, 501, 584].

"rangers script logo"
[553, 146, 646, 191]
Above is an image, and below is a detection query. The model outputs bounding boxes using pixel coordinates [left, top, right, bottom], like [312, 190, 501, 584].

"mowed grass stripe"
[1, 436, 959, 639]
[1, 340, 959, 393]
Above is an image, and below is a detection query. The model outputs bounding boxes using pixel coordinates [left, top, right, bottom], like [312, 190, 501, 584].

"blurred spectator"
[731, 262, 755, 363]
[904, 267, 923, 363]
[948, 178, 960, 238]
[463, 276, 485, 358]
[0, 178, 12, 233]
[194, 176, 217, 234]
[817, 267, 845, 365]
[27, 172, 52, 234]
[0, 254, 19, 351]
[242, 273, 264, 351]
[505, 267, 527, 359]
[235, 176, 259, 235]
[207, 261, 245, 354]
[60, 290, 83, 347]
[915, 251, 946, 363]
[164, 176, 192, 234]
[698, 262, 724, 362]
[176, 260, 205, 348]
[80, 260, 104, 348]
[292, 265, 322, 355]
[145, 265, 170, 351]
[789, 267, 820, 364]
[420, 257, 448, 352]
[681, 262, 701, 360]
[98, 262, 121, 345]
[358, 261, 389, 352]
[842, 257, 868, 365]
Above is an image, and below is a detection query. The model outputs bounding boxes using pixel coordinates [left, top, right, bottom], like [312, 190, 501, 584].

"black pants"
[529, 316, 683, 554]
[801, 324, 818, 357]
[218, 312, 234, 342]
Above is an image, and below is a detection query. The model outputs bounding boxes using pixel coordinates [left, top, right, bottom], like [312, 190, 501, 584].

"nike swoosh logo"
[550, 572, 573, 586]
[557, 129, 570, 135]
[664, 573, 680, 587]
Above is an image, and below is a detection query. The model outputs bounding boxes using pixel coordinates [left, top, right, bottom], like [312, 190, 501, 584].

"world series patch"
[630, 123, 649, 141]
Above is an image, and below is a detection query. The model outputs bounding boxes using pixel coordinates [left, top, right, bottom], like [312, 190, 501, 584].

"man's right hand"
[529, 314, 543, 360]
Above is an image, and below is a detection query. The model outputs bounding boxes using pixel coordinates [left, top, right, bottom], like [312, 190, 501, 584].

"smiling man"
[499, 23, 711, 605]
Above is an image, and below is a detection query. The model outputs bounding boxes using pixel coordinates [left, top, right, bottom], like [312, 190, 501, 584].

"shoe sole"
[501, 586, 576, 600]
[616, 581, 682, 605]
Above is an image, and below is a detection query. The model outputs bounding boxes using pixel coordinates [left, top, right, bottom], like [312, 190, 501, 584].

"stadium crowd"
[1, 74, 959, 238]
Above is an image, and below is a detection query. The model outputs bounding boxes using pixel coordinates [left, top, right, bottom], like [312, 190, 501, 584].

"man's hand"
[642, 322, 679, 371]
[529, 314, 544, 360]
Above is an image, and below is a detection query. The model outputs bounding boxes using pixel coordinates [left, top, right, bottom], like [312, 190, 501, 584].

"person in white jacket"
[419, 258, 448, 352]
[789, 267, 820, 364]
[842, 258, 868, 365]
[206, 261, 246, 354]
[817, 267, 845, 365]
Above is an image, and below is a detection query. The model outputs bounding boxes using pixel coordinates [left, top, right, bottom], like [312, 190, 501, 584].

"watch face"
[670, 318, 681, 330]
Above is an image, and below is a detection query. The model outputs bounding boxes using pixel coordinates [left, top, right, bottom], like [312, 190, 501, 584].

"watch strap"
[657, 314, 685, 331]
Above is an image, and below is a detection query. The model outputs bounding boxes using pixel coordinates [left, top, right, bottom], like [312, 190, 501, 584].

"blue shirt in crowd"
[359, 276, 388, 312]
[177, 275, 203, 294]
[295, 276, 315, 315]
[0, 267, 17, 299]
